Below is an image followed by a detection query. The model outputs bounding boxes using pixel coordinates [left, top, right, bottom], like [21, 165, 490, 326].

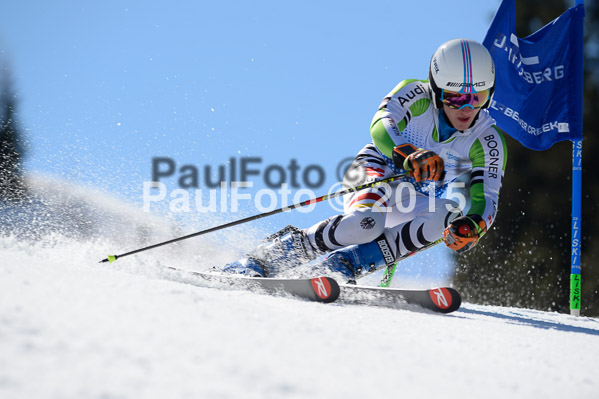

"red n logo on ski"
[429, 287, 453, 310]
[311, 277, 333, 300]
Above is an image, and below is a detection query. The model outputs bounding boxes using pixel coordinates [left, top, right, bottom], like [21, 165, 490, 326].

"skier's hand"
[393, 144, 444, 183]
[443, 215, 487, 254]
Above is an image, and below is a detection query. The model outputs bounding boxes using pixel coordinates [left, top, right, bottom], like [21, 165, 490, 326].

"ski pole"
[99, 173, 408, 263]
[379, 237, 444, 287]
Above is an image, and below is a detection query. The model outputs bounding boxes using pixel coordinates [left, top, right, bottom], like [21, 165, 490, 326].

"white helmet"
[429, 39, 495, 109]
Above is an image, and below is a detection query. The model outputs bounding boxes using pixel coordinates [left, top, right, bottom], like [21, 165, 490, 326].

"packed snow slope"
[1, 177, 598, 399]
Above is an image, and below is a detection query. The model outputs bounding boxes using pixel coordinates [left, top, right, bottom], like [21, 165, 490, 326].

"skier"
[222, 38, 507, 282]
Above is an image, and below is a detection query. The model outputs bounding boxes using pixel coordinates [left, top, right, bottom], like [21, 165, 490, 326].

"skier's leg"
[222, 144, 395, 277]
[221, 198, 389, 278]
[304, 184, 390, 252]
[315, 191, 461, 281]
[221, 225, 320, 277]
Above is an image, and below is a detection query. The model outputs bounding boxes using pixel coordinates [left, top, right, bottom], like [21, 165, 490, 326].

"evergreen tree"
[453, 0, 599, 315]
[0, 66, 27, 202]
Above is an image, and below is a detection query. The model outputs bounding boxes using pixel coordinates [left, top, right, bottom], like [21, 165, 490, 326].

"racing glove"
[392, 143, 444, 183]
[443, 215, 488, 254]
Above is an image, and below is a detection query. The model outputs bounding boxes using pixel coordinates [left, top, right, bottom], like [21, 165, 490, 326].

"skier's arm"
[466, 125, 508, 233]
[370, 80, 431, 158]
[444, 126, 507, 253]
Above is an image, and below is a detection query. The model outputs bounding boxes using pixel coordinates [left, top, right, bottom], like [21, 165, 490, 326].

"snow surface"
[1, 178, 599, 399]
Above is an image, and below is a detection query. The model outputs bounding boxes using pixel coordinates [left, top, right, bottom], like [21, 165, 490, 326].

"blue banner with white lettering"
[483, 0, 584, 150]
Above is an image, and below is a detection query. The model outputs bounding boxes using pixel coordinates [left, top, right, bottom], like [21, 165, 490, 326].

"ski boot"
[314, 236, 393, 283]
[221, 225, 320, 277]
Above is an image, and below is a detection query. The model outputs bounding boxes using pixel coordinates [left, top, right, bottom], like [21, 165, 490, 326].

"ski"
[163, 267, 340, 303]
[161, 267, 459, 312]
[339, 284, 462, 313]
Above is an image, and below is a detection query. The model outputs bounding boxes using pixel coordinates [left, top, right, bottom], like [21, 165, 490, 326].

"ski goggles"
[441, 89, 491, 109]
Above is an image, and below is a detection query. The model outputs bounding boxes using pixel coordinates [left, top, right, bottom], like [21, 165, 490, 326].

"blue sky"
[0, 1, 500, 274]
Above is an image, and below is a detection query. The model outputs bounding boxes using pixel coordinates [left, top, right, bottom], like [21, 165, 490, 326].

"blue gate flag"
[483, 0, 584, 151]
